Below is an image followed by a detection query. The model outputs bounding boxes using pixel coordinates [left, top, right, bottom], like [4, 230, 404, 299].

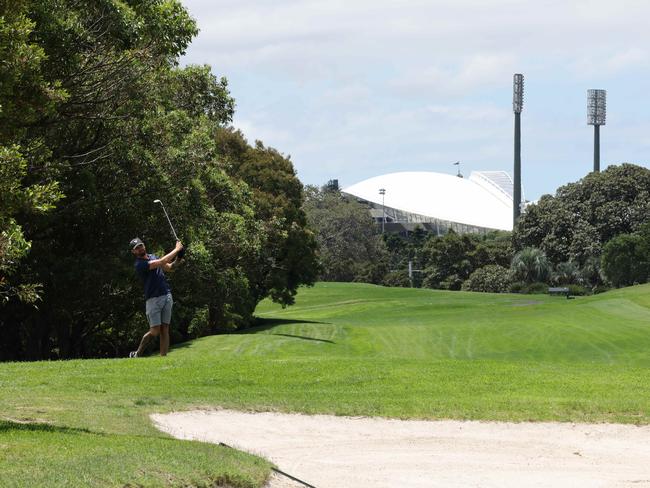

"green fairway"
[2, 283, 650, 486]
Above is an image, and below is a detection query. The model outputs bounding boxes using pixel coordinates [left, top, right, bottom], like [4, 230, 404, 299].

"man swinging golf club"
[129, 237, 183, 357]
[129, 199, 186, 357]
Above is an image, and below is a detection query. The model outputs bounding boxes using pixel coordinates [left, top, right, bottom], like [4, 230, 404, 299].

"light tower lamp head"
[587, 89, 606, 126]
[513, 74, 524, 113]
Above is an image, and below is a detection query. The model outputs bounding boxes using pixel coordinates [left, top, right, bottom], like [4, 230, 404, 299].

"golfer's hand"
[175, 240, 183, 252]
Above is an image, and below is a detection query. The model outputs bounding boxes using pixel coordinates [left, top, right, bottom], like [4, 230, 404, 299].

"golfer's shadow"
[241, 318, 336, 344]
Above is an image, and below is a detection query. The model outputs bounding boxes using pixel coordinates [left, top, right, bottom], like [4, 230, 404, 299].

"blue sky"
[180, 0, 650, 201]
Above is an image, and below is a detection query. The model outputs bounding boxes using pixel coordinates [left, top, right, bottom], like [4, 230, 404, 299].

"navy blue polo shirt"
[135, 254, 171, 300]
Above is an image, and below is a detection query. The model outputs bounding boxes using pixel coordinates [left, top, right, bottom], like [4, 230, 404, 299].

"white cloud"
[390, 54, 517, 96]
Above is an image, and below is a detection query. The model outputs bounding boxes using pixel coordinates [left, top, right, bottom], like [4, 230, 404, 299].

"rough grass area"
[2, 282, 650, 486]
[0, 420, 268, 488]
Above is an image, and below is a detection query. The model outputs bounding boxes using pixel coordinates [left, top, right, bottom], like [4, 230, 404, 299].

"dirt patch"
[151, 409, 650, 488]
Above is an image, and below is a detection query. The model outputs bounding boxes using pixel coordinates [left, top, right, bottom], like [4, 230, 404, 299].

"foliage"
[509, 281, 549, 294]
[601, 231, 650, 287]
[0, 2, 64, 304]
[421, 231, 513, 290]
[551, 261, 581, 286]
[421, 231, 476, 290]
[303, 186, 388, 283]
[510, 247, 551, 284]
[382, 270, 412, 288]
[566, 284, 589, 296]
[514, 164, 650, 271]
[220, 130, 319, 307]
[382, 226, 428, 286]
[461, 265, 511, 293]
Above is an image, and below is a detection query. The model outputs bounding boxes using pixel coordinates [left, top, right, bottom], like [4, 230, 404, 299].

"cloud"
[390, 54, 517, 97]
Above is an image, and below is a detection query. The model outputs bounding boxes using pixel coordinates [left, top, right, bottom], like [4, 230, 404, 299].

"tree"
[0, 1, 63, 304]
[551, 261, 581, 286]
[510, 247, 551, 284]
[383, 226, 428, 286]
[601, 233, 649, 287]
[421, 231, 476, 290]
[303, 186, 388, 283]
[461, 265, 511, 293]
[221, 131, 319, 307]
[470, 231, 513, 269]
[514, 164, 650, 266]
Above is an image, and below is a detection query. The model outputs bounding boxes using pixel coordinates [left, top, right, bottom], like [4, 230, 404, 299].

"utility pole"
[379, 188, 386, 233]
[587, 89, 606, 173]
[512, 73, 524, 227]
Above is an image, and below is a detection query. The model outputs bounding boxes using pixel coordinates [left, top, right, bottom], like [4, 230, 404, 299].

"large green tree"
[218, 130, 319, 307]
[0, 1, 63, 304]
[514, 164, 650, 267]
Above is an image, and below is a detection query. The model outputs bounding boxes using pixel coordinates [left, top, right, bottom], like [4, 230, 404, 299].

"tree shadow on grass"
[0, 419, 98, 435]
[171, 318, 335, 351]
[241, 318, 336, 344]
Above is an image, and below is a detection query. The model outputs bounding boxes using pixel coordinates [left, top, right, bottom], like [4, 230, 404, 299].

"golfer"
[129, 237, 183, 357]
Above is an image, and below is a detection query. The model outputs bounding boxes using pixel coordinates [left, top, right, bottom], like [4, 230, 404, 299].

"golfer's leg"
[136, 327, 160, 356]
[159, 294, 173, 356]
[160, 324, 169, 356]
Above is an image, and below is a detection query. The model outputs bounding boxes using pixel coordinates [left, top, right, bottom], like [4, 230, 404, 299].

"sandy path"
[151, 409, 650, 488]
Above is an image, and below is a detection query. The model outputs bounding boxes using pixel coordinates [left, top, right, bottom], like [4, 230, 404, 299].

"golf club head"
[153, 199, 162, 204]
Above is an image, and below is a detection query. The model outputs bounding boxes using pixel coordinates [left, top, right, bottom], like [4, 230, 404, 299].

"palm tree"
[511, 247, 551, 283]
[552, 261, 581, 285]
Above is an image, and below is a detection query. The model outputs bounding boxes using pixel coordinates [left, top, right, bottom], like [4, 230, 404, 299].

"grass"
[2, 282, 650, 486]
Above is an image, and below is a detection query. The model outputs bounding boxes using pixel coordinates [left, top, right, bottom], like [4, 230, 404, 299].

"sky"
[180, 0, 650, 201]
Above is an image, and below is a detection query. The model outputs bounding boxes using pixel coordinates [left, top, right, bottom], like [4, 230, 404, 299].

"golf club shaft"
[158, 202, 179, 241]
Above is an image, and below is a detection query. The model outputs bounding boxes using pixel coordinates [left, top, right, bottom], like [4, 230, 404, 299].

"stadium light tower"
[587, 89, 606, 172]
[512, 73, 524, 226]
[379, 188, 386, 233]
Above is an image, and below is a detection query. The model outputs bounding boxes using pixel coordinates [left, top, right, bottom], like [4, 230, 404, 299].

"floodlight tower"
[512, 74, 524, 225]
[587, 89, 606, 172]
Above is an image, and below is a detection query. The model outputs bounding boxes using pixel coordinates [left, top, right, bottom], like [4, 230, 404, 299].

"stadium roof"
[343, 171, 515, 231]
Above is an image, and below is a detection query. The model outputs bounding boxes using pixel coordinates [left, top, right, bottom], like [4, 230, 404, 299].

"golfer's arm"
[148, 249, 179, 270]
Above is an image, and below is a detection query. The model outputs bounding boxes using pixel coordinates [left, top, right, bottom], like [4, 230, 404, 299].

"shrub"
[592, 285, 611, 294]
[552, 261, 581, 285]
[512, 282, 549, 294]
[601, 232, 650, 287]
[382, 270, 411, 288]
[461, 265, 511, 293]
[578, 256, 606, 288]
[524, 282, 550, 294]
[509, 281, 525, 293]
[567, 284, 589, 296]
[187, 306, 210, 338]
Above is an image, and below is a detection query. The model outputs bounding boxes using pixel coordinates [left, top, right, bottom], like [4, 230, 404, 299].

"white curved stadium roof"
[343, 171, 514, 231]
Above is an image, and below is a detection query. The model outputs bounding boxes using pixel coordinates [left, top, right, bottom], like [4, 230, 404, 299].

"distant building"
[343, 171, 520, 234]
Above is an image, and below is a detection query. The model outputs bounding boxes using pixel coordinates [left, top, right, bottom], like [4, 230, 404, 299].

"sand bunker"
[151, 409, 650, 488]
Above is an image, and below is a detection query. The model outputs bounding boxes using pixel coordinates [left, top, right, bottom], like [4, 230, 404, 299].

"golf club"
[153, 199, 178, 240]
[154, 199, 186, 259]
